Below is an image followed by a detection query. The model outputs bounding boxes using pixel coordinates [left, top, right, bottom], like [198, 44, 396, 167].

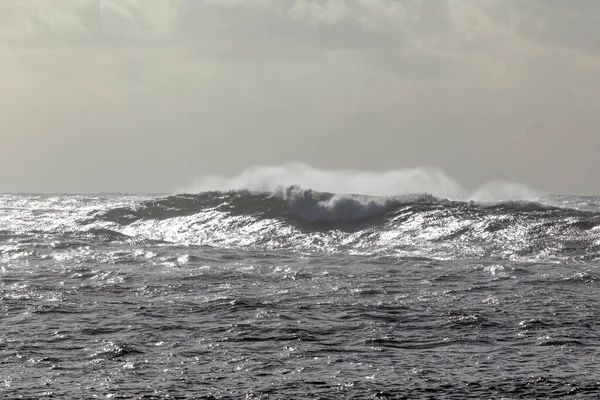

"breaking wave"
[2, 164, 599, 262]
[69, 186, 599, 263]
[90, 186, 556, 227]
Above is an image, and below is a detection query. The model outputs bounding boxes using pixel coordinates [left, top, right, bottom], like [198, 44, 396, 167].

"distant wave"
[74, 186, 600, 263]
[88, 186, 591, 230]
[3, 168, 599, 262]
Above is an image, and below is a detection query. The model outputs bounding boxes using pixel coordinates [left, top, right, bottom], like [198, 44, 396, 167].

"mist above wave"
[180, 163, 542, 202]
[182, 163, 462, 198]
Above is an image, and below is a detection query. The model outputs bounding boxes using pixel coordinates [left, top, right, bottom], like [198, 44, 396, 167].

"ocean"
[1, 184, 599, 398]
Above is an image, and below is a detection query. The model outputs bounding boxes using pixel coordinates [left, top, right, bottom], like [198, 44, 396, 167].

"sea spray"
[179, 162, 542, 202]
[179, 162, 464, 198]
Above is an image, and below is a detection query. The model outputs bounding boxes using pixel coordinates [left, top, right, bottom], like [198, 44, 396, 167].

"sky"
[1, 0, 599, 195]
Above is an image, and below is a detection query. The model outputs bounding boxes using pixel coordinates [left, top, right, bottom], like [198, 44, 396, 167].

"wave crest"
[181, 163, 464, 198]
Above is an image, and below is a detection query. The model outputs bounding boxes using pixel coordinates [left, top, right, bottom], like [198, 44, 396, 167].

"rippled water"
[1, 192, 599, 398]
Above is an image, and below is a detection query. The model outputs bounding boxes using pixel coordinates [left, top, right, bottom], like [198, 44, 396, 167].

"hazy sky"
[1, 0, 599, 194]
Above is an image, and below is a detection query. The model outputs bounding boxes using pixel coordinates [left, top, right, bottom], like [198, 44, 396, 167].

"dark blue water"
[1, 192, 599, 398]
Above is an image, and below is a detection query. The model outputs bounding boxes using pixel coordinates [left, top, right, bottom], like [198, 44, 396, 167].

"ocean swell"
[75, 188, 600, 262]
[2, 163, 599, 262]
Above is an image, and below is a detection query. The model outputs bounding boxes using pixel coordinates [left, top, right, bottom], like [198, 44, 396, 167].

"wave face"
[3, 187, 599, 263]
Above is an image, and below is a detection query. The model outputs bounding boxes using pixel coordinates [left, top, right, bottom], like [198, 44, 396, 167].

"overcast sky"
[1, 0, 599, 194]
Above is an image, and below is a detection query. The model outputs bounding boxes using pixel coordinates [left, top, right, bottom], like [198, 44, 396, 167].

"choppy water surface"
[1, 190, 599, 398]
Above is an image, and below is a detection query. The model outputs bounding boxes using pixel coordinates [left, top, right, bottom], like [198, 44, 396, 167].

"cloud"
[2, 0, 597, 112]
[1, 1, 598, 59]
[0, 1, 599, 193]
